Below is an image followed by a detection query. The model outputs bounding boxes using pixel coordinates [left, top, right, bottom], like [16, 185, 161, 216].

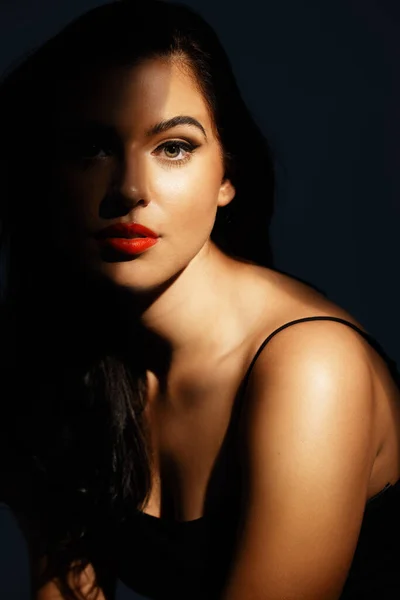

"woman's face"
[49, 56, 235, 292]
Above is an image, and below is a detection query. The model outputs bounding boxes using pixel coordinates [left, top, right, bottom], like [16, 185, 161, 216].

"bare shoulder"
[222, 268, 384, 600]
[236, 263, 369, 356]
[240, 263, 397, 405]
[235, 263, 400, 496]
[244, 264, 363, 327]
[244, 309, 376, 432]
[242, 262, 377, 406]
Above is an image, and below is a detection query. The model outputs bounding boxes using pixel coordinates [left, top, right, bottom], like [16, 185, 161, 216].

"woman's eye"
[155, 140, 198, 163]
[71, 140, 110, 160]
[77, 142, 109, 159]
[56, 134, 113, 161]
[163, 142, 184, 159]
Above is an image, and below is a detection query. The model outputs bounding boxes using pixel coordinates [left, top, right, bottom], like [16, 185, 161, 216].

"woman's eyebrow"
[145, 116, 207, 139]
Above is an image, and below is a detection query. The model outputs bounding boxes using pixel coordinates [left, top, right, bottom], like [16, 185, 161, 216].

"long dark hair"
[0, 1, 275, 597]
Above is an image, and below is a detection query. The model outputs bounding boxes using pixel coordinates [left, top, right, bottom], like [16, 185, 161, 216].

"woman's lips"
[94, 222, 159, 255]
[99, 237, 158, 255]
[95, 222, 158, 239]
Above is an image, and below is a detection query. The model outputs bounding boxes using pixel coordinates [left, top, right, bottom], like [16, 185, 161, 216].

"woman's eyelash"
[58, 135, 114, 161]
[154, 140, 199, 165]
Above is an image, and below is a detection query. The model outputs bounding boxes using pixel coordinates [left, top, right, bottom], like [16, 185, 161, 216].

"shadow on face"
[46, 56, 235, 297]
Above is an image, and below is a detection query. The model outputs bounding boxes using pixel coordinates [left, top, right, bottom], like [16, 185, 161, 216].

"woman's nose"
[118, 152, 151, 207]
[100, 155, 150, 218]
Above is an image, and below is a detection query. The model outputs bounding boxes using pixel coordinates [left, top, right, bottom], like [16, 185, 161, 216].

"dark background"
[0, 0, 399, 598]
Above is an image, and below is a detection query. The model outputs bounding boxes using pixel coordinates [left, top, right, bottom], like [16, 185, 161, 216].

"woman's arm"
[223, 320, 377, 600]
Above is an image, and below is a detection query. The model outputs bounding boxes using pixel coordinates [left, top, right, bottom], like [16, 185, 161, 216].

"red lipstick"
[94, 222, 159, 255]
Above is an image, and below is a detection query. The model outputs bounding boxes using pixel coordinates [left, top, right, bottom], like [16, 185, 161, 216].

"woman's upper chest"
[141, 347, 252, 520]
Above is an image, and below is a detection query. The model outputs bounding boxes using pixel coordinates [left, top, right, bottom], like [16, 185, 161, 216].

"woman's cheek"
[157, 182, 217, 234]
[154, 158, 221, 208]
[55, 166, 110, 225]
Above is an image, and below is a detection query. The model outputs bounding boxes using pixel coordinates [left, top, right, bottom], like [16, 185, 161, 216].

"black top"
[108, 317, 400, 600]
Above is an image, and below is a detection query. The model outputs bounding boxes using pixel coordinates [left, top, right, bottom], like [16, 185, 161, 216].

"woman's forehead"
[54, 57, 215, 138]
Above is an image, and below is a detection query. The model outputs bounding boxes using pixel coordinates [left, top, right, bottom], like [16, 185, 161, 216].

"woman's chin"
[86, 259, 181, 298]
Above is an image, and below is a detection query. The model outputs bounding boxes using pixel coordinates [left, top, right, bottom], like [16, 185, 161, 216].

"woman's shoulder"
[220, 270, 396, 600]
[237, 264, 400, 498]
[240, 264, 394, 408]
[238, 263, 366, 349]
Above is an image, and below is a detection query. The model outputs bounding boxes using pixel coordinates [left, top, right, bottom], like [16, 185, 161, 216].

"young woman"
[1, 1, 399, 599]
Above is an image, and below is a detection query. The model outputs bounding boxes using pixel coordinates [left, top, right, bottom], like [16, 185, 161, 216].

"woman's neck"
[134, 243, 249, 376]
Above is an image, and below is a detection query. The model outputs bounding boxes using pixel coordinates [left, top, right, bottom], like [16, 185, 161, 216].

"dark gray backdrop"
[1, 0, 399, 362]
[0, 1, 399, 598]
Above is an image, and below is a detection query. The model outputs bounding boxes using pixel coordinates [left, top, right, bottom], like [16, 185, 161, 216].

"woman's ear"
[217, 178, 236, 207]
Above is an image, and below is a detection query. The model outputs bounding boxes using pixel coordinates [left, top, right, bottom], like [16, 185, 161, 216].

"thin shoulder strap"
[241, 316, 397, 394]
